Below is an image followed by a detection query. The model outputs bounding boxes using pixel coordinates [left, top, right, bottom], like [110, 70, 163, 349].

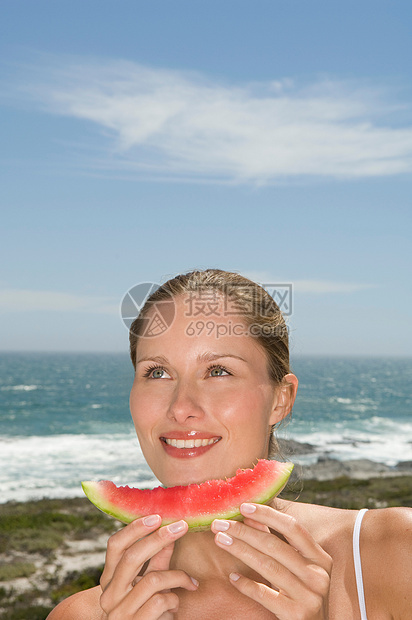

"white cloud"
[7, 55, 412, 183]
[292, 280, 376, 294]
[0, 289, 118, 314]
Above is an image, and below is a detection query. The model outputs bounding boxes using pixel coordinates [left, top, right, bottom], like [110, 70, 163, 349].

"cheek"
[228, 382, 272, 413]
[232, 410, 268, 438]
[130, 384, 168, 445]
[224, 385, 273, 433]
[129, 386, 151, 433]
[129, 385, 140, 424]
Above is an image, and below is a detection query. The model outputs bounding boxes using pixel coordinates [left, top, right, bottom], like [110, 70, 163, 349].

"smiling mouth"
[161, 437, 221, 449]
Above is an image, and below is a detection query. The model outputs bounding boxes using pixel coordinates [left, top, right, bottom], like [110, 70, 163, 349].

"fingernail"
[191, 576, 199, 587]
[229, 572, 241, 581]
[143, 514, 161, 527]
[241, 503, 256, 514]
[167, 520, 186, 534]
[216, 531, 233, 546]
[213, 519, 230, 532]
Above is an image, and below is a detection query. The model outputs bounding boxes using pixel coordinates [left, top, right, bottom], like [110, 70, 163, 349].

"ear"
[269, 373, 298, 425]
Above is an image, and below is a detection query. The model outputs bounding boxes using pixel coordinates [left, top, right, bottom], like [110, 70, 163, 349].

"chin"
[165, 464, 241, 488]
[160, 470, 214, 488]
[149, 452, 263, 488]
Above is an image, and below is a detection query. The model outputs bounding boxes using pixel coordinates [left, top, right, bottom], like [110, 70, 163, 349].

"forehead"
[136, 293, 267, 364]
[179, 289, 239, 316]
[144, 292, 248, 331]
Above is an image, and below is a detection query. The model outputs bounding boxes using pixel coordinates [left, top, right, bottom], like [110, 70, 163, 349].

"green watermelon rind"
[81, 460, 294, 531]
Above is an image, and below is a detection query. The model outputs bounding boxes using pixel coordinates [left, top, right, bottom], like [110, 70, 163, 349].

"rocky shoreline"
[277, 437, 412, 480]
[1, 441, 411, 619]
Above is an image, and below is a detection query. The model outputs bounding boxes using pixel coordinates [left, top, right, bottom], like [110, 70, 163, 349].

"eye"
[208, 364, 231, 377]
[143, 365, 171, 379]
[142, 363, 231, 379]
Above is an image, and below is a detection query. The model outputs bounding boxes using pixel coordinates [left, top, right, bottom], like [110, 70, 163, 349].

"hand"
[99, 515, 198, 619]
[212, 503, 332, 619]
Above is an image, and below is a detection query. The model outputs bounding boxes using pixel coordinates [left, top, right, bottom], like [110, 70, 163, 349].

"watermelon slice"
[82, 459, 293, 530]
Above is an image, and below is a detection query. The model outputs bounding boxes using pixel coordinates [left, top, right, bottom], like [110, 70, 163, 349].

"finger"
[101, 514, 162, 589]
[133, 591, 180, 619]
[103, 521, 188, 604]
[145, 543, 175, 573]
[240, 504, 332, 572]
[214, 528, 306, 599]
[212, 518, 308, 582]
[132, 570, 198, 606]
[228, 572, 291, 617]
[243, 517, 270, 533]
[106, 570, 197, 618]
[230, 570, 328, 619]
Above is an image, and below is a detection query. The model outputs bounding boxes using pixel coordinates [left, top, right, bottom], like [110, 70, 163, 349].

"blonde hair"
[129, 269, 292, 458]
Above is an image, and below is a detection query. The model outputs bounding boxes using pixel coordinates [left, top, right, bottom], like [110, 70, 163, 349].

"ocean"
[0, 353, 411, 503]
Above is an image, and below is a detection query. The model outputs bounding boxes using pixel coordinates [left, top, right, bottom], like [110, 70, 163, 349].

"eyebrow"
[136, 352, 247, 365]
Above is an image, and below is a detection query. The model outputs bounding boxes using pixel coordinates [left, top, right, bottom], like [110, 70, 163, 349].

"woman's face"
[130, 295, 296, 487]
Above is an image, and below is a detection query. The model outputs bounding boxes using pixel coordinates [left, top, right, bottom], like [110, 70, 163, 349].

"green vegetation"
[0, 562, 36, 581]
[0, 584, 54, 619]
[50, 566, 103, 604]
[0, 605, 54, 620]
[281, 475, 412, 509]
[0, 497, 118, 619]
[0, 498, 116, 556]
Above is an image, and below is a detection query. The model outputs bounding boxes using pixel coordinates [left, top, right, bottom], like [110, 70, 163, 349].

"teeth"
[164, 437, 217, 448]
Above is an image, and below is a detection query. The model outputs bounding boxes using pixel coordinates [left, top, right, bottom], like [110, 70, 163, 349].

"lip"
[160, 434, 222, 459]
[160, 431, 220, 440]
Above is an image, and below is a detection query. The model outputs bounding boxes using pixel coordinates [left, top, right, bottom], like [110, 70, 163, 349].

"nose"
[167, 380, 205, 424]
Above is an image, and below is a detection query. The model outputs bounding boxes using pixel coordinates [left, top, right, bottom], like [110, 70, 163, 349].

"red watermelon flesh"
[82, 459, 293, 530]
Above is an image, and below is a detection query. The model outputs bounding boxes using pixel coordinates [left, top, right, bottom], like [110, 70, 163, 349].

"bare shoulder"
[367, 505, 412, 556]
[364, 506, 412, 617]
[372, 504, 412, 534]
[46, 585, 103, 620]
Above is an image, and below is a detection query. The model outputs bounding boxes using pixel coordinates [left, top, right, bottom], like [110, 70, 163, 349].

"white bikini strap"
[353, 508, 369, 620]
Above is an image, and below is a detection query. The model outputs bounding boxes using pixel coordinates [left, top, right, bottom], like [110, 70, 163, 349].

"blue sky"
[1, 1, 412, 355]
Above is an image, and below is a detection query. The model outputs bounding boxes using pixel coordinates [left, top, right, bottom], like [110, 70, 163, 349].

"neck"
[170, 529, 245, 581]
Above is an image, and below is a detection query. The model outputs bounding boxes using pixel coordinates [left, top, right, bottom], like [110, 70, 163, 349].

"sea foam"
[0, 433, 159, 503]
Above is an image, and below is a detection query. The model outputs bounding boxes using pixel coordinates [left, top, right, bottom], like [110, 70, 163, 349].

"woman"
[48, 269, 412, 619]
